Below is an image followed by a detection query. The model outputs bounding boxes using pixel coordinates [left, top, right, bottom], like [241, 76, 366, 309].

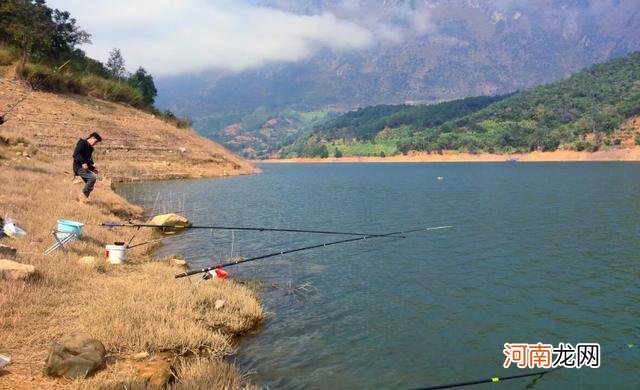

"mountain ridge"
[156, 0, 640, 158]
[279, 51, 640, 157]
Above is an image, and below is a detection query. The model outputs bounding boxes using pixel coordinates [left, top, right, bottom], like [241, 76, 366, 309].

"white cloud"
[334, 0, 437, 42]
[48, 0, 376, 75]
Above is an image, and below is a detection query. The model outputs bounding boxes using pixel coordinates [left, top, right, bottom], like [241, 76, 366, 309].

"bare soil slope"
[0, 77, 258, 181]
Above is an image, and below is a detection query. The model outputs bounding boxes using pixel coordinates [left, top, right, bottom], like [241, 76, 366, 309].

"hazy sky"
[47, 0, 397, 75]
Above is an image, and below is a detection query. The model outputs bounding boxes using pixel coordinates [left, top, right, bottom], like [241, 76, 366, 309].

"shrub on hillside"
[17, 64, 145, 107]
[0, 46, 19, 66]
[17, 63, 68, 92]
[81, 74, 144, 108]
[154, 109, 192, 129]
[103, 80, 144, 107]
[574, 140, 599, 152]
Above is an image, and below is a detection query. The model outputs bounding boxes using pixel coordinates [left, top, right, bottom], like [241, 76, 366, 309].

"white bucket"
[105, 243, 127, 265]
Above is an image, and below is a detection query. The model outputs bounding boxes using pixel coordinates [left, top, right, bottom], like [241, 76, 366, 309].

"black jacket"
[73, 138, 95, 174]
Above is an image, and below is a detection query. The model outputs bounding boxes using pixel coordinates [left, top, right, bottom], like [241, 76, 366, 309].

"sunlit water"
[117, 163, 639, 389]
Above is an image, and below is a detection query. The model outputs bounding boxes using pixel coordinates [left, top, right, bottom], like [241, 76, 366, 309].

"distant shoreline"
[255, 148, 640, 163]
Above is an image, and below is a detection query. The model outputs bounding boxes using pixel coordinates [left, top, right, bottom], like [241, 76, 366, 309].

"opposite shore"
[256, 147, 640, 163]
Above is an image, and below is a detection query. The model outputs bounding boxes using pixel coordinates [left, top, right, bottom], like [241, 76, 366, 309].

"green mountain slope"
[316, 95, 508, 141]
[281, 52, 640, 157]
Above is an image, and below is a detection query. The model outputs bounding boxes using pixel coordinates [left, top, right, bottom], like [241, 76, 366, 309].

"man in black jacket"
[73, 132, 102, 203]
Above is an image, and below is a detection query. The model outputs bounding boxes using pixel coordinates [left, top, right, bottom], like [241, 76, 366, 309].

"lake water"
[117, 163, 639, 389]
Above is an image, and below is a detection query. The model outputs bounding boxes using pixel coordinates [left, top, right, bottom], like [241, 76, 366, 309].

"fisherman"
[73, 132, 102, 203]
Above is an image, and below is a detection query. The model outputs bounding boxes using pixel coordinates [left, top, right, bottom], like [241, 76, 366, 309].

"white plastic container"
[105, 243, 127, 265]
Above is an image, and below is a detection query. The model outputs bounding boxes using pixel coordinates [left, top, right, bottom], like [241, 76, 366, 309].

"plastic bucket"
[56, 219, 84, 241]
[105, 243, 127, 265]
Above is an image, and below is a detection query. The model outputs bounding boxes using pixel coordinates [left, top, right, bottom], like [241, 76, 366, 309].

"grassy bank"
[0, 134, 264, 388]
[0, 113, 263, 387]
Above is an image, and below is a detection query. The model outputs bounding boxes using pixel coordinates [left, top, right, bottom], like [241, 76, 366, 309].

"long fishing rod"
[174, 226, 453, 279]
[414, 368, 561, 390]
[412, 343, 635, 390]
[101, 221, 412, 238]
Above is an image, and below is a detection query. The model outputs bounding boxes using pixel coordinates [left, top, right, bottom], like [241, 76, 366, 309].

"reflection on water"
[117, 163, 640, 389]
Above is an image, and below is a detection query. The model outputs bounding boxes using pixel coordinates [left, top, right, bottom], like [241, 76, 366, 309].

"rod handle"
[101, 222, 123, 227]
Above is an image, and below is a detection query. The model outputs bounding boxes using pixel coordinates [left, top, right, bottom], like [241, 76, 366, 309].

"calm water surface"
[117, 163, 639, 389]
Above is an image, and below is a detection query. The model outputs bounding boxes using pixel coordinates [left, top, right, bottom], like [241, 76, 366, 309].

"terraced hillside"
[0, 77, 257, 182]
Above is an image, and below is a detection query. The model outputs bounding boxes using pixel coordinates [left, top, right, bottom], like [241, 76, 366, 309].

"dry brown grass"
[75, 357, 255, 390]
[174, 358, 256, 389]
[81, 262, 263, 355]
[0, 135, 264, 389]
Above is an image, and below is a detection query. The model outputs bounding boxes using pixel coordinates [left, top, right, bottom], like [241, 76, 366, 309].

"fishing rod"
[412, 343, 635, 390]
[174, 226, 453, 279]
[414, 368, 561, 390]
[101, 221, 412, 238]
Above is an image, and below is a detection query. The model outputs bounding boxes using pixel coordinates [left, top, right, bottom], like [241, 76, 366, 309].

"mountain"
[282, 51, 640, 157]
[156, 0, 640, 158]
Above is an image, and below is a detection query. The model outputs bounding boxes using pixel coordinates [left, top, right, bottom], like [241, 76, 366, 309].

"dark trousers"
[77, 168, 97, 196]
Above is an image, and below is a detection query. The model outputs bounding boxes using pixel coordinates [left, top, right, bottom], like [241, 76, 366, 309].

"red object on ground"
[215, 268, 228, 279]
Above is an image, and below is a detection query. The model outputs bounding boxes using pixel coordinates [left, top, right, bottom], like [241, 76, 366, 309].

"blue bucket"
[56, 219, 84, 241]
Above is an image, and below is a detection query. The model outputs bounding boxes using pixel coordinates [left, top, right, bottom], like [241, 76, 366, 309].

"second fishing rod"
[175, 226, 453, 279]
[102, 221, 410, 238]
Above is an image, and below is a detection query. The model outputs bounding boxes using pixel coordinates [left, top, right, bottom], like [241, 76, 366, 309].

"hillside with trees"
[0, 0, 188, 127]
[280, 52, 640, 157]
[0, 0, 254, 179]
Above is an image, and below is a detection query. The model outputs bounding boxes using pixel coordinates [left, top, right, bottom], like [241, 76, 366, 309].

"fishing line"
[174, 226, 453, 278]
[1, 60, 71, 124]
[126, 230, 209, 249]
[228, 237, 309, 263]
[412, 343, 635, 390]
[6, 117, 125, 128]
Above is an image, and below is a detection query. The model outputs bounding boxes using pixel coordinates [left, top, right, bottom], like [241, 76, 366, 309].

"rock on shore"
[0, 259, 35, 280]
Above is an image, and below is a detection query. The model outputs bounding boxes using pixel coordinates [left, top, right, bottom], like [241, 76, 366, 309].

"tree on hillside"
[50, 9, 91, 58]
[319, 145, 329, 158]
[106, 48, 126, 79]
[129, 67, 157, 106]
[0, 0, 89, 64]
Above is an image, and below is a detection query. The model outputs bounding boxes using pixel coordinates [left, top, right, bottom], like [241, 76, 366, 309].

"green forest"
[0, 0, 189, 127]
[282, 52, 640, 157]
[282, 95, 507, 157]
